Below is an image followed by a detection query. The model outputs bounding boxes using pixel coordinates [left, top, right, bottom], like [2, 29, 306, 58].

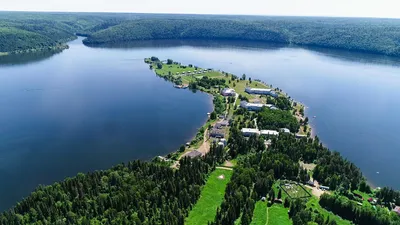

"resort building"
[320, 185, 330, 191]
[280, 128, 291, 133]
[187, 150, 202, 158]
[260, 130, 280, 136]
[210, 128, 225, 138]
[245, 87, 278, 97]
[295, 134, 307, 139]
[393, 206, 400, 216]
[221, 88, 236, 96]
[240, 101, 277, 111]
[241, 128, 260, 137]
[215, 120, 229, 128]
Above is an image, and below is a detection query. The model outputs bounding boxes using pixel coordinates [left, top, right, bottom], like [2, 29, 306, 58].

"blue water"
[0, 38, 212, 211]
[1, 37, 400, 212]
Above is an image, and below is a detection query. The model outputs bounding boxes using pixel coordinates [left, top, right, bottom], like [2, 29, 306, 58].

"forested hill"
[2, 12, 400, 56]
[82, 17, 400, 57]
[0, 12, 125, 54]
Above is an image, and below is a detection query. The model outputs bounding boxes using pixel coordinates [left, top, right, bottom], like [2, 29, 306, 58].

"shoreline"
[147, 57, 384, 191]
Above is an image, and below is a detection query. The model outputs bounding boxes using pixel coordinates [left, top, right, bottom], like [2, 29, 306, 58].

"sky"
[2, 0, 400, 19]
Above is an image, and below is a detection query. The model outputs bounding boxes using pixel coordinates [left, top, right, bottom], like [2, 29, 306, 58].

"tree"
[269, 189, 275, 201]
[156, 62, 163, 69]
[210, 112, 217, 120]
[179, 145, 185, 152]
[277, 188, 282, 199]
[242, 74, 246, 80]
[167, 59, 173, 64]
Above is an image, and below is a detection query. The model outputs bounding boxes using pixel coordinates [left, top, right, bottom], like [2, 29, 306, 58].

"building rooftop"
[280, 128, 291, 133]
[260, 130, 279, 136]
[187, 150, 202, 158]
[393, 206, 400, 215]
[246, 87, 272, 92]
[241, 128, 260, 133]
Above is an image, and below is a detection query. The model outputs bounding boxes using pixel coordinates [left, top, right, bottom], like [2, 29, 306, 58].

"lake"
[1, 37, 400, 211]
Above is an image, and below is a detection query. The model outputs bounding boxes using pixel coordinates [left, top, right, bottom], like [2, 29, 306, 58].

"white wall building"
[241, 128, 260, 137]
[245, 87, 278, 97]
[260, 130, 280, 136]
[221, 88, 236, 96]
[240, 101, 277, 111]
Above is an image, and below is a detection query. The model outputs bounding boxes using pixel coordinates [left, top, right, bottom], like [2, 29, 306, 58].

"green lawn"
[250, 201, 268, 225]
[186, 169, 233, 225]
[268, 204, 291, 225]
[306, 196, 352, 225]
[150, 59, 272, 102]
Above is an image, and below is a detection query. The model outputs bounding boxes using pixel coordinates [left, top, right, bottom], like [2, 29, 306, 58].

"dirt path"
[197, 128, 210, 155]
[223, 161, 234, 167]
[216, 166, 234, 171]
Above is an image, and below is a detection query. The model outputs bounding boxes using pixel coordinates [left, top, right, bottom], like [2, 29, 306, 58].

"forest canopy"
[2, 11, 400, 56]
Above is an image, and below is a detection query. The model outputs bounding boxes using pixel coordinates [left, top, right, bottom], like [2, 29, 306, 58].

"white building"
[240, 101, 277, 111]
[245, 87, 271, 95]
[241, 128, 260, 137]
[240, 101, 265, 111]
[245, 87, 278, 97]
[280, 128, 291, 133]
[221, 88, 236, 96]
[260, 130, 279, 136]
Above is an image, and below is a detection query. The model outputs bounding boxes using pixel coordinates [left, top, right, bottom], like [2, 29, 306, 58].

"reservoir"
[1, 37, 400, 211]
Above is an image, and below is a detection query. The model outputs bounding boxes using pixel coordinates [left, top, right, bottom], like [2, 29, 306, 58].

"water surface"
[1, 37, 400, 211]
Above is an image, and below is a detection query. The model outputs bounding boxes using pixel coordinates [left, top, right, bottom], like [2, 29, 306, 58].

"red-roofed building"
[393, 206, 400, 216]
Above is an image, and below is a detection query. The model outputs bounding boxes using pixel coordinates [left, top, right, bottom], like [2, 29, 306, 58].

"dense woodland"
[0, 143, 225, 225]
[2, 11, 400, 56]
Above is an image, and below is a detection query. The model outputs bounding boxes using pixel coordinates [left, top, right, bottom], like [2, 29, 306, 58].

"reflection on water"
[84, 39, 287, 51]
[0, 49, 64, 66]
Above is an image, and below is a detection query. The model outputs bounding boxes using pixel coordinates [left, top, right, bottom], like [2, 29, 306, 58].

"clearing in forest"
[185, 168, 233, 225]
[250, 201, 268, 225]
[280, 182, 311, 199]
[267, 205, 291, 225]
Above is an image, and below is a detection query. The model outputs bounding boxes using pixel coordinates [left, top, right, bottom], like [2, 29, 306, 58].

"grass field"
[250, 201, 268, 225]
[149, 59, 273, 102]
[186, 169, 233, 225]
[306, 196, 352, 225]
[268, 205, 291, 225]
[280, 182, 311, 199]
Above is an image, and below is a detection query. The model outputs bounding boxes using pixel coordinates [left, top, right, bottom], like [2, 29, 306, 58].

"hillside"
[1, 12, 400, 56]
[83, 17, 400, 57]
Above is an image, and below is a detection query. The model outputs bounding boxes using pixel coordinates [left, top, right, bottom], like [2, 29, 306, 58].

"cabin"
[210, 129, 225, 138]
[260, 130, 279, 136]
[296, 134, 307, 139]
[307, 180, 315, 187]
[393, 206, 400, 216]
[221, 88, 236, 96]
[215, 120, 229, 128]
[320, 185, 330, 191]
[241, 128, 260, 137]
[280, 128, 291, 133]
[187, 150, 202, 158]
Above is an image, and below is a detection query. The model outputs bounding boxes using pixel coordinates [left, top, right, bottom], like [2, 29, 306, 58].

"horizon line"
[1, 10, 399, 20]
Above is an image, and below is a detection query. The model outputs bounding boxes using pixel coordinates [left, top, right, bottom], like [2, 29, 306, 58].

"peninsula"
[2, 56, 399, 225]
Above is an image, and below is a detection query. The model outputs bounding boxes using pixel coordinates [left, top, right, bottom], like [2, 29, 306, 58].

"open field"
[280, 182, 311, 199]
[186, 169, 233, 225]
[268, 205, 291, 225]
[250, 201, 268, 225]
[306, 196, 352, 225]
